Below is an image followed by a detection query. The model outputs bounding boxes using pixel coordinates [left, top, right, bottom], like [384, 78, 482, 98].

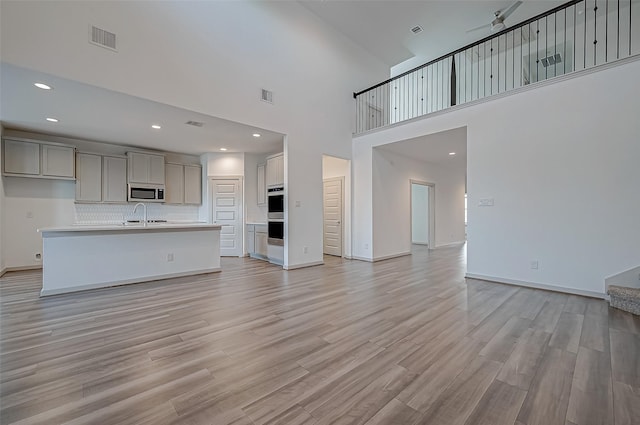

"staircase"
[606, 267, 640, 316]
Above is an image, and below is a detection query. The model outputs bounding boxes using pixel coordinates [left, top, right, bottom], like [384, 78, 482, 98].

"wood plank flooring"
[1, 245, 639, 425]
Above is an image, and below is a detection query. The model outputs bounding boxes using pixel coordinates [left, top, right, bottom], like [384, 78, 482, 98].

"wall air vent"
[89, 25, 117, 51]
[410, 25, 423, 34]
[185, 121, 204, 127]
[261, 89, 274, 104]
[541, 53, 562, 67]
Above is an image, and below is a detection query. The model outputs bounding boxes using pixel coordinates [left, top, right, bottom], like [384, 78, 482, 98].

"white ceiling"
[301, 0, 566, 74]
[376, 126, 467, 166]
[0, 63, 284, 155]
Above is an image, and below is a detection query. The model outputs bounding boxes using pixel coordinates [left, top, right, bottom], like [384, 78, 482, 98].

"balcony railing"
[354, 0, 639, 134]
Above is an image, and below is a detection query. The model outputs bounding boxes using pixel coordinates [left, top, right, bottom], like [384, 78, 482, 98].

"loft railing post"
[450, 55, 457, 106]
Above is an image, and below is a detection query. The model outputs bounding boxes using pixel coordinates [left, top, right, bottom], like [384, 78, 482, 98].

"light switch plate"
[478, 198, 494, 207]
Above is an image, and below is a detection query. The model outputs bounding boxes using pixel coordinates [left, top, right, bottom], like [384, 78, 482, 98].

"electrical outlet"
[26, 211, 34, 219]
[530, 260, 539, 270]
[167, 253, 174, 262]
[35, 253, 42, 261]
[303, 246, 308, 254]
[364, 243, 369, 250]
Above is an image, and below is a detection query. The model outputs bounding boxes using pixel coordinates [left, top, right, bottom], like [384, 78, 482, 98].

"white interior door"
[211, 178, 242, 257]
[323, 178, 343, 257]
[411, 183, 429, 245]
[410, 180, 435, 249]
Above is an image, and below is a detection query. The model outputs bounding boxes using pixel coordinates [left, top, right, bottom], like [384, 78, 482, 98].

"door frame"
[209, 176, 244, 257]
[323, 176, 345, 257]
[409, 179, 435, 249]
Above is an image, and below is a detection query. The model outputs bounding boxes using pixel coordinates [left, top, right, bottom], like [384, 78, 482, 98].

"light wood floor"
[1, 245, 639, 425]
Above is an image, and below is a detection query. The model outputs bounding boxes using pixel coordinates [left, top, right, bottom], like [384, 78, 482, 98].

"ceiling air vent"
[89, 25, 117, 51]
[185, 121, 204, 127]
[261, 89, 274, 104]
[541, 53, 562, 67]
[410, 25, 423, 34]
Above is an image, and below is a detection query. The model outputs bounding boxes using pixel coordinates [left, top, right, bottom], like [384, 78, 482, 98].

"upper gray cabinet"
[2, 138, 75, 180]
[266, 153, 284, 187]
[75, 153, 127, 203]
[41, 144, 75, 178]
[257, 162, 266, 205]
[165, 162, 202, 205]
[183, 165, 202, 205]
[127, 152, 165, 184]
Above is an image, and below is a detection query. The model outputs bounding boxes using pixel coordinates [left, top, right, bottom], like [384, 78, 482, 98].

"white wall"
[353, 57, 640, 296]
[0, 123, 5, 273]
[0, 1, 389, 269]
[411, 183, 429, 244]
[322, 155, 352, 258]
[1, 129, 201, 269]
[372, 148, 466, 259]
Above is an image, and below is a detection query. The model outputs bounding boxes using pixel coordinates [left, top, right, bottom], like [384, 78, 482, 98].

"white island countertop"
[39, 222, 222, 296]
[39, 222, 221, 234]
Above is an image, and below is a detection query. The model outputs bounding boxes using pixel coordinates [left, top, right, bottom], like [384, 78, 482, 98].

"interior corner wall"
[372, 149, 466, 259]
[354, 58, 640, 296]
[352, 142, 374, 260]
[322, 155, 352, 258]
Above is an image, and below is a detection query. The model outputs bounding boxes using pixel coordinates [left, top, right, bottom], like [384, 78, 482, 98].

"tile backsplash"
[74, 203, 201, 224]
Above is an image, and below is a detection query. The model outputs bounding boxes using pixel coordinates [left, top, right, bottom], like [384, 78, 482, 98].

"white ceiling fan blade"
[466, 23, 491, 33]
[500, 1, 523, 20]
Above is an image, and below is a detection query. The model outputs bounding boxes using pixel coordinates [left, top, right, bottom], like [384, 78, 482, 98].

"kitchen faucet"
[133, 202, 147, 226]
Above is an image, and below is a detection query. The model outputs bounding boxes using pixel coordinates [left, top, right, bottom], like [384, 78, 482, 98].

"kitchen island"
[39, 223, 221, 296]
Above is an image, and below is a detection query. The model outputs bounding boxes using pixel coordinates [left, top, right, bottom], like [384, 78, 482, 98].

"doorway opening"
[410, 180, 435, 250]
[322, 155, 351, 258]
[209, 177, 243, 257]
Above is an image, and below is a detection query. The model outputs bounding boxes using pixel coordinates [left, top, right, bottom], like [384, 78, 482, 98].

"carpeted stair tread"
[607, 285, 640, 315]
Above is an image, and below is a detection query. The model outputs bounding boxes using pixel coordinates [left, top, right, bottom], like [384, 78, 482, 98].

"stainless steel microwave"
[128, 184, 165, 202]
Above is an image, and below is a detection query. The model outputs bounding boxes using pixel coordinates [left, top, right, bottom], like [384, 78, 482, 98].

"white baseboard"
[40, 268, 221, 297]
[351, 256, 374, 262]
[284, 261, 324, 270]
[4, 265, 43, 273]
[435, 241, 466, 248]
[374, 251, 411, 262]
[465, 273, 606, 299]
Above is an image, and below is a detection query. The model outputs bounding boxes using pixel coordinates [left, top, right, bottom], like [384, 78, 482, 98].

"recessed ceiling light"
[34, 83, 52, 90]
[449, 152, 456, 156]
[252, 133, 261, 138]
[151, 125, 161, 129]
[220, 148, 227, 151]
[46, 117, 59, 122]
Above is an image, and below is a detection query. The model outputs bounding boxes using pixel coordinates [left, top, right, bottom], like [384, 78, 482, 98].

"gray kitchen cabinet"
[266, 153, 284, 187]
[3, 138, 75, 179]
[247, 224, 268, 259]
[127, 152, 165, 184]
[76, 153, 127, 203]
[3, 139, 41, 175]
[257, 162, 266, 205]
[184, 165, 202, 205]
[102, 156, 127, 203]
[165, 163, 202, 205]
[41, 144, 75, 178]
[247, 224, 255, 255]
[255, 226, 268, 257]
[75, 153, 102, 202]
[165, 163, 185, 204]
